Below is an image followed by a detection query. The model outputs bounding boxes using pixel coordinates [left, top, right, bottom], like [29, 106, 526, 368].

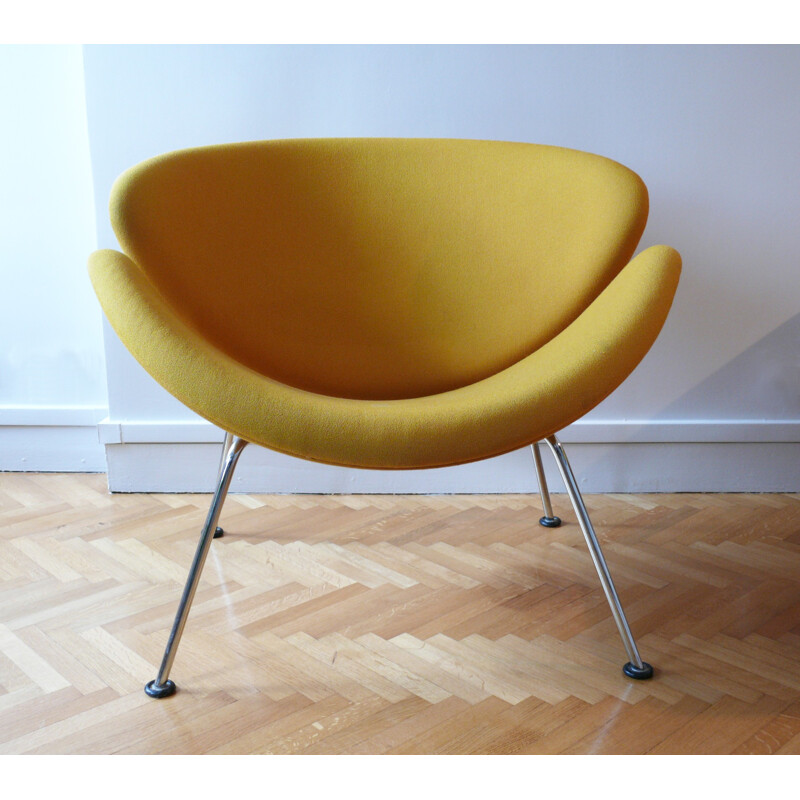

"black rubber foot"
[145, 679, 177, 698]
[539, 515, 562, 528]
[213, 526, 224, 538]
[623, 662, 654, 680]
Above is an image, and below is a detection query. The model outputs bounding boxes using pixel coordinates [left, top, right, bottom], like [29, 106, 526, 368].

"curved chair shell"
[89, 138, 681, 469]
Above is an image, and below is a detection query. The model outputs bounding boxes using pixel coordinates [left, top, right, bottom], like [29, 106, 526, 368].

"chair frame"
[145, 433, 653, 698]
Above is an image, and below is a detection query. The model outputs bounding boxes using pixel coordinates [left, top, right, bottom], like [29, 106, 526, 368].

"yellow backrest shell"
[110, 138, 648, 399]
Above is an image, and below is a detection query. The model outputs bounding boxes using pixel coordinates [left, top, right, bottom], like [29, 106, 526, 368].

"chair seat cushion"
[89, 244, 679, 469]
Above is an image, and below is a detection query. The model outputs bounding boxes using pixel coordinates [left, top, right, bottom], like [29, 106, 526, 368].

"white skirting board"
[0, 406, 107, 473]
[97, 418, 800, 494]
[3, 410, 800, 492]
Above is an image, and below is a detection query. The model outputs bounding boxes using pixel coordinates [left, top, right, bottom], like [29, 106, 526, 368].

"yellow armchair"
[88, 139, 681, 698]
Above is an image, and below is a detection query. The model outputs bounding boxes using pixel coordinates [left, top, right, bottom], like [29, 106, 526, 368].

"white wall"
[12, 44, 800, 491]
[0, 45, 106, 471]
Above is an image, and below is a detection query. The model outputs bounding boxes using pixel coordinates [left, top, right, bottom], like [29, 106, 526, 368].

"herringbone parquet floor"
[1, 473, 799, 754]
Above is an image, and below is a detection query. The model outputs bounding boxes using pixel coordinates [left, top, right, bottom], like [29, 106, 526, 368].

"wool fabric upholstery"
[89, 138, 681, 469]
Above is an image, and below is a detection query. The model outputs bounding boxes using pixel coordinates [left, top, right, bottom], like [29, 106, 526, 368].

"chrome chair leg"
[145, 435, 248, 698]
[531, 442, 561, 527]
[543, 434, 653, 680]
[213, 431, 235, 539]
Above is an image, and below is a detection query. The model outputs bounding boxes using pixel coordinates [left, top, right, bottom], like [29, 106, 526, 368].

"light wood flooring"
[1, 473, 799, 754]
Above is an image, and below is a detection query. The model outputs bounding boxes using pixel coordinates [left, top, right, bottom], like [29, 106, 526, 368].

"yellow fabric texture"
[88, 138, 681, 470]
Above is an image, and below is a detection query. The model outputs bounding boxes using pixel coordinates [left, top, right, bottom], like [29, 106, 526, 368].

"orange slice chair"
[88, 139, 681, 697]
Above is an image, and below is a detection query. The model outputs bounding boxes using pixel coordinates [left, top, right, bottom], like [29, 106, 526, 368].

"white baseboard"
[97, 418, 800, 493]
[96, 418, 800, 446]
[0, 406, 107, 472]
[3, 410, 799, 491]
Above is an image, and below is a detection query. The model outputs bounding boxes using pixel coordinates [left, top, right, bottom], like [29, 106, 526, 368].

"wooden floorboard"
[1, 473, 799, 754]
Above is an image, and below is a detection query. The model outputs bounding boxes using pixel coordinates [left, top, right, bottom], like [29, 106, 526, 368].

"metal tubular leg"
[543, 435, 653, 680]
[213, 432, 235, 539]
[145, 435, 248, 698]
[531, 442, 561, 528]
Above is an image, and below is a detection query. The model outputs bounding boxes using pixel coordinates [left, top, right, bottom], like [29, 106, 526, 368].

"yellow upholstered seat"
[88, 139, 681, 697]
[90, 138, 679, 469]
